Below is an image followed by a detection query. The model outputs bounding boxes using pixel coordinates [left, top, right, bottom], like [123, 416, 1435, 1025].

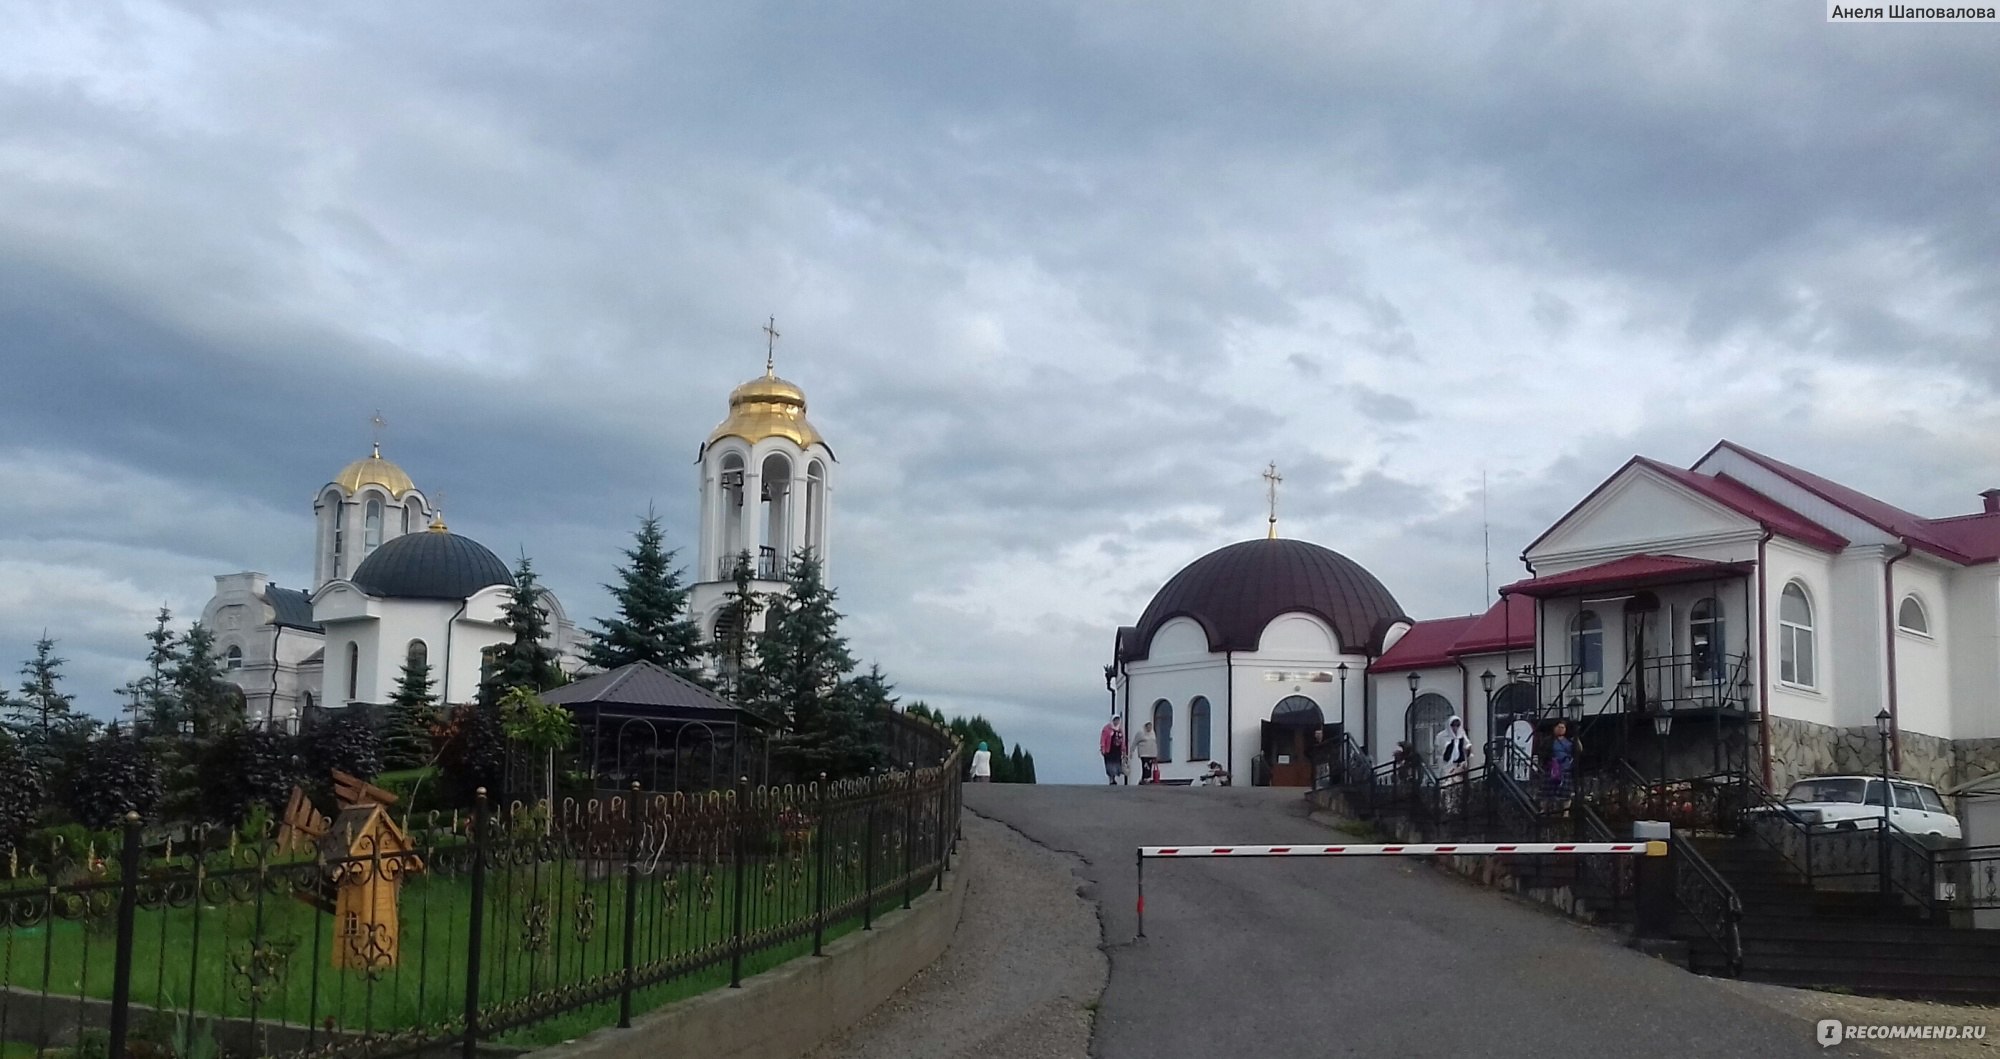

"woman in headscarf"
[971, 741, 993, 782]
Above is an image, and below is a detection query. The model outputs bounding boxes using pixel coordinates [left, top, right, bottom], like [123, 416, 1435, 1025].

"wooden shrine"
[279, 769, 424, 970]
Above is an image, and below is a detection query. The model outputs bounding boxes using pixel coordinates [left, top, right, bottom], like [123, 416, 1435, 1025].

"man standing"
[1100, 715, 1126, 786]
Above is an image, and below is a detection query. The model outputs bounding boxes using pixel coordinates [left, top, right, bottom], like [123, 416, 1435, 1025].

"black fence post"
[903, 766, 916, 911]
[462, 789, 489, 1059]
[106, 812, 141, 1059]
[730, 777, 749, 988]
[813, 773, 829, 957]
[862, 783, 877, 931]
[619, 783, 642, 1029]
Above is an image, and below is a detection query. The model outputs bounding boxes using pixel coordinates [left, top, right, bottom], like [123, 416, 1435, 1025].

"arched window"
[332, 502, 346, 575]
[401, 504, 413, 535]
[718, 453, 747, 580]
[1689, 598, 1725, 682]
[345, 642, 360, 701]
[302, 691, 315, 717]
[364, 499, 384, 552]
[1779, 582, 1816, 688]
[805, 460, 827, 557]
[224, 645, 243, 671]
[1188, 696, 1212, 761]
[1898, 595, 1930, 636]
[1407, 693, 1454, 765]
[1569, 611, 1604, 689]
[407, 639, 428, 670]
[1151, 699, 1174, 762]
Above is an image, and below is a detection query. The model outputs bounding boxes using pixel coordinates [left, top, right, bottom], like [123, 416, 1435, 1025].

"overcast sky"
[3, 3, 1996, 783]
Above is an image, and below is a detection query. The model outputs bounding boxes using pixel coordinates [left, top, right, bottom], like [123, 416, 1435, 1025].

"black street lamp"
[1406, 671, 1421, 762]
[1653, 709, 1674, 817]
[1337, 663, 1349, 740]
[1480, 669, 1497, 763]
[1876, 707, 1894, 899]
[1102, 664, 1116, 718]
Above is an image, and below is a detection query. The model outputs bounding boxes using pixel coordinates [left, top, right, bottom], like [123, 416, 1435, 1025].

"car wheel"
[1836, 821, 1857, 831]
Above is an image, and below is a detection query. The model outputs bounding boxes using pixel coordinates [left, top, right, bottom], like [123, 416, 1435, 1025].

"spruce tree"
[172, 623, 237, 739]
[118, 607, 177, 734]
[384, 655, 439, 770]
[745, 552, 853, 731]
[8, 635, 77, 752]
[482, 555, 563, 704]
[1010, 744, 1026, 783]
[1021, 751, 1037, 784]
[708, 553, 764, 704]
[586, 509, 704, 680]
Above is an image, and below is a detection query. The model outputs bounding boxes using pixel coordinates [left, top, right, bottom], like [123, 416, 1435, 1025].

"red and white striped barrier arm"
[1139, 841, 1666, 858]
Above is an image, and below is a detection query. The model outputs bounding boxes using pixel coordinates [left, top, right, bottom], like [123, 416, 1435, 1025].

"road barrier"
[1134, 841, 1668, 936]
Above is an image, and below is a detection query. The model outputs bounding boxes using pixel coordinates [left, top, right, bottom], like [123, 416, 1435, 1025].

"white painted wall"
[1948, 571, 2000, 740]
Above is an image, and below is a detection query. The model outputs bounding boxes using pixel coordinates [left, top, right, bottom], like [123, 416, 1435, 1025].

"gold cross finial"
[1263, 462, 1283, 539]
[369, 410, 387, 458]
[762, 315, 780, 376]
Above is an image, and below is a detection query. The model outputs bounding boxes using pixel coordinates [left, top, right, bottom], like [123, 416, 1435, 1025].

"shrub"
[67, 729, 161, 828]
[308, 709, 381, 781]
[198, 727, 303, 827]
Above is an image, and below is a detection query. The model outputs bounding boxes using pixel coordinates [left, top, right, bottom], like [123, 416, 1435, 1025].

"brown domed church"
[1110, 533, 1409, 787]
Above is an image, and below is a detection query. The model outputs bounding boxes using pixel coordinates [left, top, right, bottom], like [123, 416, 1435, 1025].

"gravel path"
[804, 810, 1105, 1059]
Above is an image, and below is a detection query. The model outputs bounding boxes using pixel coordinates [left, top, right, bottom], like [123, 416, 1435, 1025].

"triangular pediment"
[1530, 463, 1757, 561]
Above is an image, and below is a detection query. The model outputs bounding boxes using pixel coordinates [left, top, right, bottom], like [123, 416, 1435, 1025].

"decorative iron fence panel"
[0, 739, 960, 1059]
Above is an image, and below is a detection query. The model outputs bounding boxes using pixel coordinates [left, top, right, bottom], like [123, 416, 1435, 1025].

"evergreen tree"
[117, 607, 177, 734]
[586, 509, 705, 680]
[743, 552, 853, 728]
[1010, 744, 1026, 781]
[1020, 751, 1037, 784]
[0, 733, 43, 857]
[483, 555, 562, 701]
[171, 622, 238, 738]
[707, 553, 764, 704]
[7, 635, 79, 752]
[384, 656, 439, 770]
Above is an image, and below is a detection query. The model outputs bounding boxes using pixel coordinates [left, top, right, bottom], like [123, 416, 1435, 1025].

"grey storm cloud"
[2, 2, 1998, 782]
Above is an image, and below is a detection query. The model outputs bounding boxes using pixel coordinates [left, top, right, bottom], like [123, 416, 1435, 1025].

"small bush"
[66, 730, 161, 828]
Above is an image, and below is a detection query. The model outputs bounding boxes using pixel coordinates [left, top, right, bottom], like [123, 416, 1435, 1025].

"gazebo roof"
[542, 661, 774, 725]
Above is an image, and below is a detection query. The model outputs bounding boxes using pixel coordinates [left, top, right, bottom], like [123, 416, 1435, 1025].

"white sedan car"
[1777, 775, 1961, 841]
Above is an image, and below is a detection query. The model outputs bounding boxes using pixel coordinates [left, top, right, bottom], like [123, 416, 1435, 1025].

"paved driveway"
[966, 783, 1879, 1059]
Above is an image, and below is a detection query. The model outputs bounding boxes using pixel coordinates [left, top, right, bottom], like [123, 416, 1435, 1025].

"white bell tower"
[690, 319, 836, 637]
[313, 415, 431, 589]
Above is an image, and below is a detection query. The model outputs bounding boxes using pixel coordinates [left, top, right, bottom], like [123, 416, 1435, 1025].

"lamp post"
[1480, 669, 1497, 763]
[1103, 664, 1116, 718]
[1653, 709, 1673, 818]
[1876, 707, 1893, 901]
[1406, 671, 1421, 766]
[1337, 663, 1349, 740]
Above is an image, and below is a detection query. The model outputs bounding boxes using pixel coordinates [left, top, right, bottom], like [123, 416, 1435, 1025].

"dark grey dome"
[1123, 538, 1406, 662]
[350, 529, 512, 600]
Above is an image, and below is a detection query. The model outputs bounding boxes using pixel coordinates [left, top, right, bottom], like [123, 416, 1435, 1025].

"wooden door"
[1269, 728, 1312, 787]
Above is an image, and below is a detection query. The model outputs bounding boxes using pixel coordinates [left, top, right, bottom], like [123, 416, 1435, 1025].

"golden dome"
[706, 370, 827, 450]
[333, 445, 418, 496]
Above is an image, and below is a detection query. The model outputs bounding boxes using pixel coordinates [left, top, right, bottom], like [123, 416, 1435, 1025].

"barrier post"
[1135, 848, 1145, 938]
[1632, 820, 1674, 941]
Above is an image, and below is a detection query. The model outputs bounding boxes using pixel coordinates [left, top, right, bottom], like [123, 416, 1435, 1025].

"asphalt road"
[966, 783, 1886, 1059]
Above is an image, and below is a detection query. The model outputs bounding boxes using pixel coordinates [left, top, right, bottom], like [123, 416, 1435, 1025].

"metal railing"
[0, 759, 962, 1059]
[1672, 837, 1745, 975]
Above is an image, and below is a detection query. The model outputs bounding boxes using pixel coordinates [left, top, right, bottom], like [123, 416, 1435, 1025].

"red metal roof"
[1500, 554, 1755, 600]
[1635, 459, 1849, 553]
[1370, 614, 1481, 673]
[1447, 595, 1537, 657]
[1710, 441, 1999, 564]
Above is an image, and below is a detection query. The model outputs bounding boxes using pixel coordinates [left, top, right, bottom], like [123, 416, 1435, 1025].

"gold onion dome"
[706, 370, 827, 449]
[333, 444, 418, 496]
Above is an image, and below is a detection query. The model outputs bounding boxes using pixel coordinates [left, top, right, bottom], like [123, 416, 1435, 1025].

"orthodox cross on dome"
[762, 315, 781, 376]
[369, 410, 387, 458]
[1263, 462, 1283, 540]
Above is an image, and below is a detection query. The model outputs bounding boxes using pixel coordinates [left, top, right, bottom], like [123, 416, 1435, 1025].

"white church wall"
[1122, 657, 1230, 783]
[1892, 559, 1952, 741]
[1947, 570, 2000, 740]
[1150, 617, 1209, 659]
[1237, 636, 1366, 781]
[1527, 466, 1759, 566]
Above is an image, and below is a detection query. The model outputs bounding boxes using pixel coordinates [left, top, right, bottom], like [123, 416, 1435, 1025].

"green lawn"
[0, 848, 938, 1050]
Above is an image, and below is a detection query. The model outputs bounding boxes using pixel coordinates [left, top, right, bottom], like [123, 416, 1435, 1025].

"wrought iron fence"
[0, 758, 961, 1059]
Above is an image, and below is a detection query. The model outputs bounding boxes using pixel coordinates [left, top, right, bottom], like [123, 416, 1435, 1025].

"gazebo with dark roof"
[541, 661, 775, 793]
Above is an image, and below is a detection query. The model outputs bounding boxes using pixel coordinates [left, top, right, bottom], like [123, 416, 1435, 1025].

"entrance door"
[1266, 696, 1324, 787]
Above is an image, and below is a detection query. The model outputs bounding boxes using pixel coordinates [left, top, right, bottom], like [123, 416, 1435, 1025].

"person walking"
[1547, 720, 1580, 799]
[1434, 716, 1472, 811]
[971, 741, 993, 783]
[1099, 716, 1126, 785]
[1134, 722, 1159, 785]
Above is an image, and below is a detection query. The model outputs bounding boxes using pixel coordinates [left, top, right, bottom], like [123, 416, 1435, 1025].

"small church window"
[1151, 699, 1174, 762]
[347, 642, 361, 701]
[364, 499, 384, 552]
[408, 640, 428, 669]
[1569, 611, 1604, 689]
[1779, 582, 1816, 688]
[401, 504, 413, 535]
[1188, 697, 1211, 761]
[225, 645, 243, 671]
[1898, 596, 1930, 636]
[333, 502, 345, 573]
